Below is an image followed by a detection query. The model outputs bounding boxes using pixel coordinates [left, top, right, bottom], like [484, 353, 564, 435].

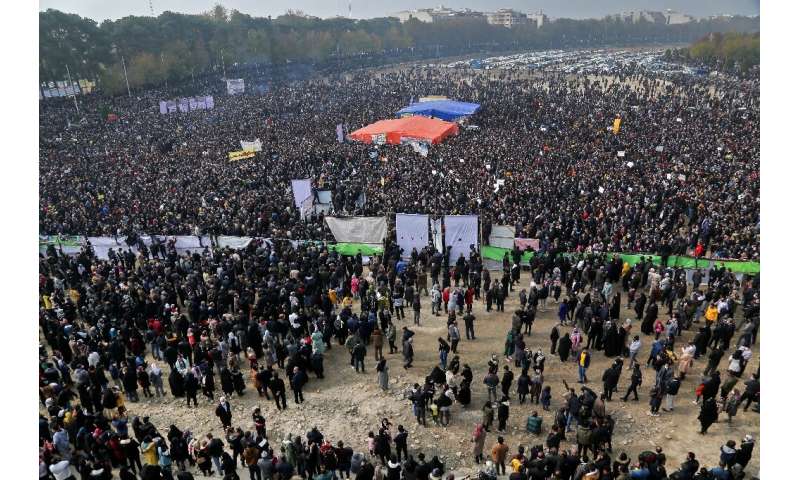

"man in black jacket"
[215, 397, 233, 429]
[393, 425, 409, 461]
[269, 374, 288, 410]
[740, 374, 759, 411]
[184, 373, 199, 407]
[335, 441, 354, 479]
[207, 433, 225, 476]
[501, 366, 514, 397]
[601, 362, 621, 401]
[291, 366, 308, 404]
[670, 452, 699, 480]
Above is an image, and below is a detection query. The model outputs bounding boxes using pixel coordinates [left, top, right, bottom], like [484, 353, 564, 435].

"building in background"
[619, 10, 667, 24]
[665, 9, 694, 24]
[392, 6, 485, 23]
[527, 10, 549, 28]
[486, 9, 532, 28]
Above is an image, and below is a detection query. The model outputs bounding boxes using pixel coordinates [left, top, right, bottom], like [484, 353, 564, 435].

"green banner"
[328, 243, 384, 256]
[479, 245, 759, 274]
[39, 235, 84, 248]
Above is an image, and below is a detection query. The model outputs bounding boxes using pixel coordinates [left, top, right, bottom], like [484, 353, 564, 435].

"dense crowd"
[38, 49, 760, 480]
[39, 59, 759, 260]
[39, 224, 759, 479]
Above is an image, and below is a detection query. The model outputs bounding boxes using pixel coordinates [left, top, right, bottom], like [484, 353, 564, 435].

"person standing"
[500, 366, 514, 398]
[602, 362, 621, 401]
[215, 397, 233, 429]
[622, 363, 642, 402]
[269, 373, 288, 410]
[464, 311, 476, 340]
[353, 342, 367, 373]
[291, 366, 307, 404]
[448, 322, 461, 354]
[628, 336, 642, 369]
[472, 423, 487, 463]
[371, 328, 384, 361]
[437, 338, 450, 370]
[149, 364, 165, 398]
[377, 357, 389, 391]
[497, 397, 510, 433]
[393, 426, 408, 461]
[698, 397, 719, 434]
[402, 338, 414, 370]
[184, 373, 199, 408]
[664, 376, 681, 412]
[648, 385, 663, 417]
[740, 374, 760, 411]
[490, 437, 509, 475]
[550, 326, 559, 355]
[244, 442, 262, 480]
[482, 401, 495, 432]
[386, 322, 398, 354]
[578, 349, 591, 383]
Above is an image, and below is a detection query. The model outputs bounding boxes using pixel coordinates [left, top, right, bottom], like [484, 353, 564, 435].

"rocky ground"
[122, 270, 760, 478]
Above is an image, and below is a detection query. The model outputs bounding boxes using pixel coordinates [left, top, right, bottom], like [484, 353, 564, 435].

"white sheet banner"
[431, 218, 444, 253]
[216, 236, 253, 249]
[86, 237, 127, 260]
[241, 139, 263, 152]
[444, 215, 478, 263]
[300, 196, 314, 221]
[291, 179, 313, 209]
[396, 214, 429, 259]
[325, 217, 387, 247]
[227, 78, 245, 95]
[489, 224, 515, 249]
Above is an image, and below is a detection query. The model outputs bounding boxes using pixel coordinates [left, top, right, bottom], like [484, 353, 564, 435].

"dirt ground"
[121, 270, 759, 478]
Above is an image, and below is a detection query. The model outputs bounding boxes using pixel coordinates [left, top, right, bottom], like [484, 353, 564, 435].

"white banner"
[396, 214, 429, 259]
[444, 215, 478, 263]
[241, 139, 263, 152]
[86, 236, 126, 260]
[300, 196, 315, 221]
[291, 179, 313, 209]
[325, 217, 387, 247]
[488, 224, 515, 249]
[431, 218, 444, 253]
[215, 236, 253, 249]
[227, 78, 245, 95]
[410, 141, 429, 157]
[336, 124, 344, 143]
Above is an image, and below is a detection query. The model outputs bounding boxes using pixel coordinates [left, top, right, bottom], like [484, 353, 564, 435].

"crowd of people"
[40, 56, 759, 261]
[39, 49, 760, 480]
[38, 228, 759, 479]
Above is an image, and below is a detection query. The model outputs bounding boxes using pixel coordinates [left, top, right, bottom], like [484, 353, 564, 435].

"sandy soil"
[119, 270, 759, 478]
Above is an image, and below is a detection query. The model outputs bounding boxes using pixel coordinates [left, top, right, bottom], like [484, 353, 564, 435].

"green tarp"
[328, 243, 384, 256]
[479, 245, 759, 274]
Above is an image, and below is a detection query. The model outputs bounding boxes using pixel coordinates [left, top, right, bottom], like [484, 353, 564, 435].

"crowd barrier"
[39, 236, 759, 274]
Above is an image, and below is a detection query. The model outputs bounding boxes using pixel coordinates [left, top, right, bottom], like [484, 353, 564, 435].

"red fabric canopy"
[348, 116, 458, 145]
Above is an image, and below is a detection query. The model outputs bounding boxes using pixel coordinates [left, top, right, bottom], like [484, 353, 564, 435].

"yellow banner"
[612, 118, 621, 135]
[228, 150, 256, 162]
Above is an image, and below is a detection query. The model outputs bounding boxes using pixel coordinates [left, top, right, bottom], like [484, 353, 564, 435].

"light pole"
[121, 55, 132, 97]
[65, 64, 79, 114]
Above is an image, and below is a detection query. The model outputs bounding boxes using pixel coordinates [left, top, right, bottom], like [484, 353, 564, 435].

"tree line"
[666, 31, 759, 72]
[40, 5, 760, 95]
